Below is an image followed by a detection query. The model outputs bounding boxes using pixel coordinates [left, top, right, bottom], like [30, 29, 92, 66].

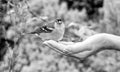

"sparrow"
[28, 19, 65, 41]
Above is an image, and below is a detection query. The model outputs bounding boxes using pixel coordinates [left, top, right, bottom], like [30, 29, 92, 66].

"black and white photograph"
[1, 0, 120, 72]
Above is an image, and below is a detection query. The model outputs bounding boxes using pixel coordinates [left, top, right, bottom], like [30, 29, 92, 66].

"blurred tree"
[59, 0, 103, 20]
[0, 0, 15, 61]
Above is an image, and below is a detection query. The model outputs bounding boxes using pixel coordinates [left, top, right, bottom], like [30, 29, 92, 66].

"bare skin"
[43, 33, 120, 60]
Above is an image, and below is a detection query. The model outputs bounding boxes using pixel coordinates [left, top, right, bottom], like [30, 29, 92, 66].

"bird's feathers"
[29, 26, 53, 34]
[27, 18, 65, 41]
[29, 19, 62, 34]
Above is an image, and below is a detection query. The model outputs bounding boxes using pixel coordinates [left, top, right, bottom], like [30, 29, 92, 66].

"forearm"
[69, 33, 120, 59]
[103, 34, 120, 50]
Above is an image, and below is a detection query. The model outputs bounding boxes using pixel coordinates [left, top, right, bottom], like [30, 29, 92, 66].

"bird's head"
[54, 19, 65, 30]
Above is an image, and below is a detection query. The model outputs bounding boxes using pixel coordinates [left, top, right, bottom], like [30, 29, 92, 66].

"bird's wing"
[28, 19, 57, 35]
[45, 21, 55, 29]
[42, 25, 54, 33]
[29, 25, 54, 34]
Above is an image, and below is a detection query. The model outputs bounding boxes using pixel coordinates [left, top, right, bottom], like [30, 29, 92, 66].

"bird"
[28, 19, 65, 41]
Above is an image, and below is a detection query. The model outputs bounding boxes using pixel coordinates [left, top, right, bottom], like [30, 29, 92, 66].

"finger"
[43, 40, 68, 54]
[43, 40, 84, 60]
[43, 40, 70, 53]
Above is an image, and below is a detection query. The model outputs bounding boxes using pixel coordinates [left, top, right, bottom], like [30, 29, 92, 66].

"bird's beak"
[58, 22, 62, 25]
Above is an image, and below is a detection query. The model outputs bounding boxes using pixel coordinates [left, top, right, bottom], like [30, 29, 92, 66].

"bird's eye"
[57, 19, 61, 21]
[56, 19, 62, 24]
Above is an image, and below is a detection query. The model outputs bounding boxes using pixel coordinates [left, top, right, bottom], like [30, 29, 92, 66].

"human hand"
[43, 40, 91, 61]
[43, 33, 119, 61]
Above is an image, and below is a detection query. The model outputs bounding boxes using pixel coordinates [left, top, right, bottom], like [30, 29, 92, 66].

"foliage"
[0, 0, 120, 72]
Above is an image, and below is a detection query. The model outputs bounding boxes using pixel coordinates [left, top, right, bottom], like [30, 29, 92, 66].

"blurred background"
[1, 0, 120, 72]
